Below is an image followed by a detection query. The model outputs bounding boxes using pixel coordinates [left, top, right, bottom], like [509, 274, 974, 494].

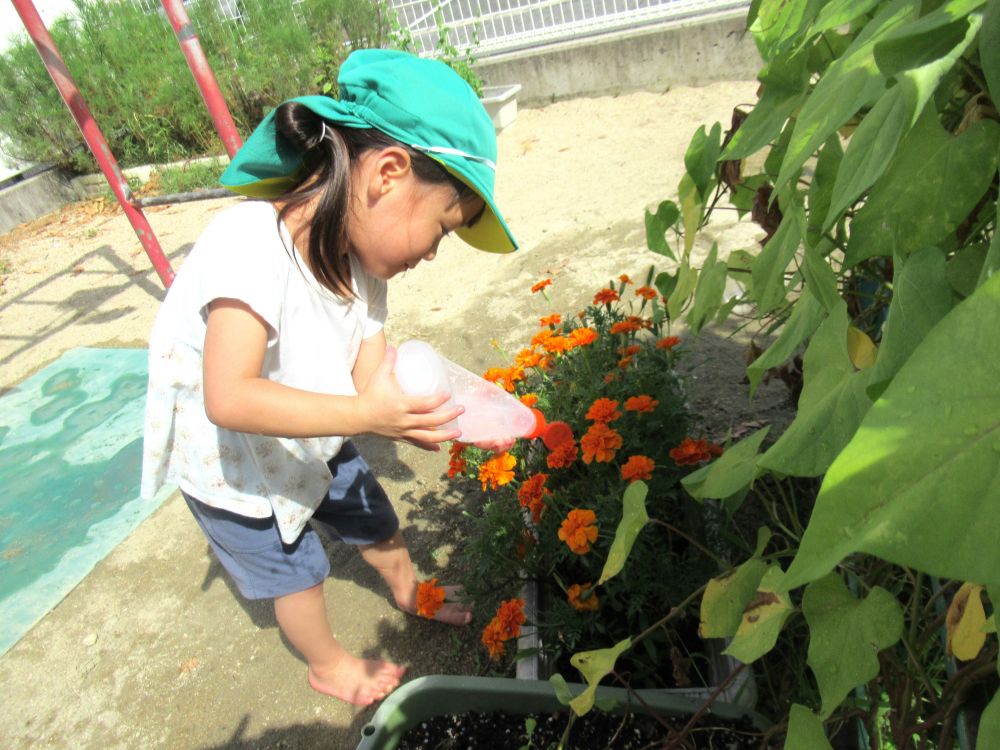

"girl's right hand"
[356, 346, 463, 451]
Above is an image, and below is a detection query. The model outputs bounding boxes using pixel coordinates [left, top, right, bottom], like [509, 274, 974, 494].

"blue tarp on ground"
[0, 348, 171, 656]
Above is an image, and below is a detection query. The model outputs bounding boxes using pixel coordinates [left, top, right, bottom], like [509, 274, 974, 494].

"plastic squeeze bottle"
[392, 340, 546, 444]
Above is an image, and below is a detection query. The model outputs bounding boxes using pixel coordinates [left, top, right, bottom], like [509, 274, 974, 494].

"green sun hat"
[220, 48, 517, 254]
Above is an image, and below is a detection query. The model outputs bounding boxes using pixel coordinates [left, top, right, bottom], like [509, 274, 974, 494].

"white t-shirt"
[140, 200, 388, 544]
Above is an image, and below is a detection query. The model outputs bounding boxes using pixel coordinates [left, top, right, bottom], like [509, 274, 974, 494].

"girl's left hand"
[470, 437, 516, 453]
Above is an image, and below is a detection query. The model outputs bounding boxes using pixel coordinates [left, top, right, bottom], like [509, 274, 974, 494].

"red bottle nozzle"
[526, 408, 548, 439]
[541, 420, 574, 450]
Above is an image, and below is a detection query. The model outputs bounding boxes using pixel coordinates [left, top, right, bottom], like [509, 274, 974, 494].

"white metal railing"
[390, 0, 749, 57]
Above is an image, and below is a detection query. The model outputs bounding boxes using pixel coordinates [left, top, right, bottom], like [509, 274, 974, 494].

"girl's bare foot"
[396, 584, 472, 626]
[307, 654, 406, 706]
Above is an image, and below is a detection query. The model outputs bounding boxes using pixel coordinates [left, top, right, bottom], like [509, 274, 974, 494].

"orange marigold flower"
[593, 288, 619, 305]
[624, 395, 659, 413]
[619, 274, 632, 284]
[515, 348, 547, 369]
[585, 397, 621, 423]
[546, 439, 579, 469]
[519, 393, 539, 407]
[669, 437, 724, 466]
[619, 345, 641, 356]
[610, 320, 642, 335]
[635, 285, 658, 300]
[539, 313, 562, 327]
[531, 329, 555, 348]
[495, 598, 526, 639]
[657, 336, 682, 351]
[531, 278, 552, 293]
[558, 509, 599, 554]
[518, 473, 551, 524]
[567, 327, 598, 348]
[447, 442, 468, 478]
[618, 356, 633, 369]
[581, 423, 623, 464]
[603, 372, 619, 384]
[479, 451, 517, 490]
[621, 455, 655, 482]
[483, 366, 524, 393]
[416, 578, 446, 619]
[627, 315, 652, 329]
[543, 335, 572, 355]
[482, 619, 506, 660]
[567, 583, 600, 612]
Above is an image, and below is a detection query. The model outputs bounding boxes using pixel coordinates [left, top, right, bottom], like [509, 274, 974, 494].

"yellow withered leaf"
[946, 582, 987, 661]
[847, 326, 878, 370]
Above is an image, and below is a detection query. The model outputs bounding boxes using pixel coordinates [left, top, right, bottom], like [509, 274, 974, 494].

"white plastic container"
[393, 340, 539, 444]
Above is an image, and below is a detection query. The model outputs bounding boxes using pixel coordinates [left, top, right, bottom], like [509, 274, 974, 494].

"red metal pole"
[161, 0, 243, 159]
[11, 0, 175, 288]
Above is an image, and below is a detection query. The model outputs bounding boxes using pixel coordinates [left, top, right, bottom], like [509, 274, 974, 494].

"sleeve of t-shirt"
[191, 203, 284, 338]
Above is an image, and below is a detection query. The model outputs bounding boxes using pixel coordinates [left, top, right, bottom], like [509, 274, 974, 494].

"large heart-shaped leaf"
[568, 638, 632, 716]
[700, 556, 770, 638]
[687, 244, 729, 335]
[783, 271, 1000, 591]
[802, 574, 904, 717]
[785, 704, 834, 749]
[747, 288, 827, 396]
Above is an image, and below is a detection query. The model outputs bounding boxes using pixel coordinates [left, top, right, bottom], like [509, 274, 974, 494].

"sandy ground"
[0, 83, 795, 749]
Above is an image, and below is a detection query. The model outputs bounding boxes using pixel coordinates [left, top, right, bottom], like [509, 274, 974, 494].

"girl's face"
[347, 148, 485, 281]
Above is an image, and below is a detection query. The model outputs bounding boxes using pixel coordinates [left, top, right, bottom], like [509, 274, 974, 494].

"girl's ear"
[369, 146, 412, 198]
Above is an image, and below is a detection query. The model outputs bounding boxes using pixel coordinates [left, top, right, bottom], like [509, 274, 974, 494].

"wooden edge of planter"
[355, 675, 771, 750]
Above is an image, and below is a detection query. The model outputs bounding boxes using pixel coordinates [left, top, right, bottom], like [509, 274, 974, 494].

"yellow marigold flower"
[624, 395, 659, 413]
[416, 578, 446, 618]
[568, 583, 600, 612]
[621, 455, 655, 482]
[581, 423, 623, 464]
[585, 397, 621, 423]
[478, 451, 516, 490]
[558, 509, 599, 555]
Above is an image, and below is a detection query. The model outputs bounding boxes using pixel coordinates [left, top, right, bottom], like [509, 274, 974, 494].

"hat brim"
[435, 161, 517, 254]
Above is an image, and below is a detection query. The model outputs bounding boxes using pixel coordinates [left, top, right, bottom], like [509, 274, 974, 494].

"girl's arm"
[202, 299, 461, 447]
[352, 329, 387, 394]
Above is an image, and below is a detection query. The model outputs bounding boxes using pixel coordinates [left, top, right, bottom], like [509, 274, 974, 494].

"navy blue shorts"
[182, 442, 399, 600]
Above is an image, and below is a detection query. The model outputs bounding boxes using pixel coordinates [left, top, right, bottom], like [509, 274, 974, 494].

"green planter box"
[356, 675, 771, 750]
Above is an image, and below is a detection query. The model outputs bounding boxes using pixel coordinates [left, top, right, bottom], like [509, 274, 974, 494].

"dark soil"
[397, 708, 762, 749]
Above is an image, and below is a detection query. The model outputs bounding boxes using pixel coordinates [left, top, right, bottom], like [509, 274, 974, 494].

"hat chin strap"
[410, 144, 496, 172]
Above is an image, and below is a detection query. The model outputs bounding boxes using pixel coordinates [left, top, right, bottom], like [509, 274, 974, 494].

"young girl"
[140, 49, 517, 707]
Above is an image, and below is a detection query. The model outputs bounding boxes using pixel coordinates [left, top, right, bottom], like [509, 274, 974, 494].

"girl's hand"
[356, 347, 464, 451]
[470, 437, 516, 454]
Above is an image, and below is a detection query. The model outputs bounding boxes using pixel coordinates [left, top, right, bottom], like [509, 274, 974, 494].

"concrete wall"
[476, 9, 759, 106]
[0, 169, 77, 235]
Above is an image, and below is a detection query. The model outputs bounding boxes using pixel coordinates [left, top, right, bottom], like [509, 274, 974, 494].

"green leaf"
[751, 205, 805, 314]
[700, 556, 770, 638]
[947, 245, 989, 298]
[806, 136, 843, 247]
[724, 566, 794, 663]
[760, 300, 876, 477]
[722, 52, 810, 161]
[977, 200, 1000, 289]
[687, 244, 729, 335]
[750, 0, 825, 61]
[747, 286, 827, 396]
[684, 123, 722, 201]
[783, 271, 1000, 592]
[548, 673, 575, 705]
[807, 0, 881, 39]
[873, 0, 986, 78]
[978, 689, 1000, 750]
[801, 239, 841, 312]
[598, 482, 649, 585]
[774, 0, 919, 193]
[845, 112, 1000, 266]
[678, 174, 703, 258]
[867, 247, 953, 392]
[729, 174, 772, 217]
[682, 426, 771, 503]
[568, 638, 632, 716]
[802, 574, 904, 717]
[655, 268, 678, 302]
[984, 0, 1000, 106]
[645, 200, 679, 259]
[667, 258, 698, 320]
[785, 704, 834, 750]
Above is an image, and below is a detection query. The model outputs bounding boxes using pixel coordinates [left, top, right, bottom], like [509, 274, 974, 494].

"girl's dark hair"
[272, 101, 477, 298]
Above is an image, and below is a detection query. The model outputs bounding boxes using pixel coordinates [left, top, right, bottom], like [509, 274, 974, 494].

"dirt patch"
[0, 82, 796, 750]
